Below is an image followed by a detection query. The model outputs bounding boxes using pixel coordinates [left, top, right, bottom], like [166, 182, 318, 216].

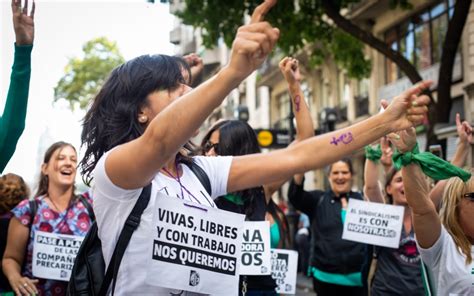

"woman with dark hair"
[78, 1, 430, 294]
[200, 57, 311, 251]
[2, 142, 94, 296]
[201, 119, 283, 295]
[0, 173, 30, 293]
[288, 157, 368, 296]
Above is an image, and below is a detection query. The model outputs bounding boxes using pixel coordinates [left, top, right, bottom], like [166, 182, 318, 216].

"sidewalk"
[295, 272, 313, 295]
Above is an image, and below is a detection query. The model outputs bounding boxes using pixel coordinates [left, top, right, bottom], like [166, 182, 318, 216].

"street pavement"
[295, 272, 313, 295]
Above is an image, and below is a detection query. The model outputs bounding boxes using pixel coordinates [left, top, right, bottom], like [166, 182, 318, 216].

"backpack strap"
[78, 194, 95, 222]
[28, 199, 38, 230]
[98, 184, 152, 295]
[184, 160, 212, 196]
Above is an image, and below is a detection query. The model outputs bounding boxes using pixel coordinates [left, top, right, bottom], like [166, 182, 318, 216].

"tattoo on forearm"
[330, 132, 354, 146]
[294, 95, 301, 112]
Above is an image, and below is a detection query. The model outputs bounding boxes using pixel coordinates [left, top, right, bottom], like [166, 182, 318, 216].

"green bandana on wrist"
[365, 145, 382, 162]
[392, 143, 471, 182]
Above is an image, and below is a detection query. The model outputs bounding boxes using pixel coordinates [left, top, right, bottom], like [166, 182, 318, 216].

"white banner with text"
[342, 198, 404, 248]
[239, 221, 271, 275]
[146, 193, 245, 295]
[32, 231, 84, 281]
[271, 249, 298, 294]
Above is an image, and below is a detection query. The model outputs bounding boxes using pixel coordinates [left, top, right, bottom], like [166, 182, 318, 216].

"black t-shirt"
[371, 228, 424, 295]
[288, 178, 368, 275]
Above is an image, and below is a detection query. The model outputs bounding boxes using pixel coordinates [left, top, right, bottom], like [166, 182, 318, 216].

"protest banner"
[32, 231, 84, 280]
[271, 249, 298, 294]
[145, 193, 245, 295]
[239, 221, 271, 275]
[342, 198, 405, 248]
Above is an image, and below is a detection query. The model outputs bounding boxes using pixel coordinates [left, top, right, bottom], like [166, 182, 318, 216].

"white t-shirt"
[418, 225, 474, 295]
[92, 153, 233, 295]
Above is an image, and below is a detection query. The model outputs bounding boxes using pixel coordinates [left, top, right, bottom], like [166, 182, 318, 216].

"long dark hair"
[201, 120, 291, 246]
[80, 54, 190, 185]
[35, 141, 76, 199]
[202, 120, 263, 216]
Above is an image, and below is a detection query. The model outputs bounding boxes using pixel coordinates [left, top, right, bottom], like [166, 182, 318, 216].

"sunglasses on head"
[203, 141, 219, 154]
[463, 193, 474, 201]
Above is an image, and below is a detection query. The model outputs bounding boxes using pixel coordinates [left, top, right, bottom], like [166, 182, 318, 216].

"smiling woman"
[2, 142, 94, 296]
[288, 158, 368, 295]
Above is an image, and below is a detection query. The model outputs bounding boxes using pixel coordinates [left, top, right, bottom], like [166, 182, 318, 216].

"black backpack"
[67, 161, 211, 296]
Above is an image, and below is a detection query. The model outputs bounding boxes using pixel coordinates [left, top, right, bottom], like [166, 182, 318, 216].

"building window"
[355, 79, 369, 117]
[336, 71, 349, 122]
[384, 0, 455, 83]
[273, 92, 291, 130]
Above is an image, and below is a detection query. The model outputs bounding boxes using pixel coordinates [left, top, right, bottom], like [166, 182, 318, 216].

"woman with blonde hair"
[397, 127, 474, 295]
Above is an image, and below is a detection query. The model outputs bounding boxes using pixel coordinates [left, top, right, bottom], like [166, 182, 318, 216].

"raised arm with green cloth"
[0, 0, 35, 173]
[391, 128, 471, 182]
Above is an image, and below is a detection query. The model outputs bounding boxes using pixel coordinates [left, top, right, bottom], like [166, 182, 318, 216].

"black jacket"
[288, 178, 367, 275]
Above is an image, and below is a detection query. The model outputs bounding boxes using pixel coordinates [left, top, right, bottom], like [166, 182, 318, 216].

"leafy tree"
[166, 0, 471, 151]
[176, 0, 371, 80]
[54, 37, 125, 109]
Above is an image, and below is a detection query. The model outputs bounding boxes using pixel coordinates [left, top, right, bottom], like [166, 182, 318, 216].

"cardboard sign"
[146, 193, 245, 295]
[342, 198, 404, 249]
[271, 249, 298, 294]
[239, 221, 271, 275]
[32, 231, 84, 280]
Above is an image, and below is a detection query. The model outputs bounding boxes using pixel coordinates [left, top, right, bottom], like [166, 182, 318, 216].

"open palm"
[12, 0, 35, 45]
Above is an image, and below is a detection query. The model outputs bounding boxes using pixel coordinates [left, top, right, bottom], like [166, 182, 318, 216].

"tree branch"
[436, 0, 471, 123]
[321, 1, 423, 84]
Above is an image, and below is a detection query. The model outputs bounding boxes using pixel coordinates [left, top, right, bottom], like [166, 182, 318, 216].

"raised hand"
[382, 80, 432, 132]
[389, 127, 417, 153]
[227, 0, 280, 80]
[456, 113, 473, 145]
[12, 0, 35, 45]
[183, 53, 204, 84]
[379, 136, 393, 168]
[279, 57, 301, 85]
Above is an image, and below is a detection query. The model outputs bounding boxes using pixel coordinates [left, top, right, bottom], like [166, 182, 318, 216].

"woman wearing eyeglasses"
[399, 126, 474, 295]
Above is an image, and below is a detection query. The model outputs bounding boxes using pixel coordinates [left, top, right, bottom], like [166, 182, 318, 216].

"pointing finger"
[250, 0, 277, 24]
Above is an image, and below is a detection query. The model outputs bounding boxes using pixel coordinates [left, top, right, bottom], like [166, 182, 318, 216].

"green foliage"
[175, 0, 372, 79]
[54, 37, 125, 110]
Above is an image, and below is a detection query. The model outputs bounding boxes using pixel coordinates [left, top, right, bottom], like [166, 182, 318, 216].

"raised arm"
[227, 81, 432, 192]
[264, 57, 314, 196]
[0, 0, 35, 173]
[363, 137, 391, 203]
[182, 53, 204, 86]
[282, 57, 314, 185]
[399, 128, 441, 248]
[430, 113, 473, 209]
[105, 0, 280, 189]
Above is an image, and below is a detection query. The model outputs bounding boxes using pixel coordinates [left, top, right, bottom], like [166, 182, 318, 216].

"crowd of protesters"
[1, 0, 473, 295]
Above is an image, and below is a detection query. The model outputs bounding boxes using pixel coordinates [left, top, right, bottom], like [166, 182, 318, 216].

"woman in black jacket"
[288, 158, 367, 296]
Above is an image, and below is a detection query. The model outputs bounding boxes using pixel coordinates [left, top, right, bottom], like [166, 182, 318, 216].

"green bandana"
[392, 143, 471, 182]
[223, 194, 244, 205]
[365, 145, 382, 162]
